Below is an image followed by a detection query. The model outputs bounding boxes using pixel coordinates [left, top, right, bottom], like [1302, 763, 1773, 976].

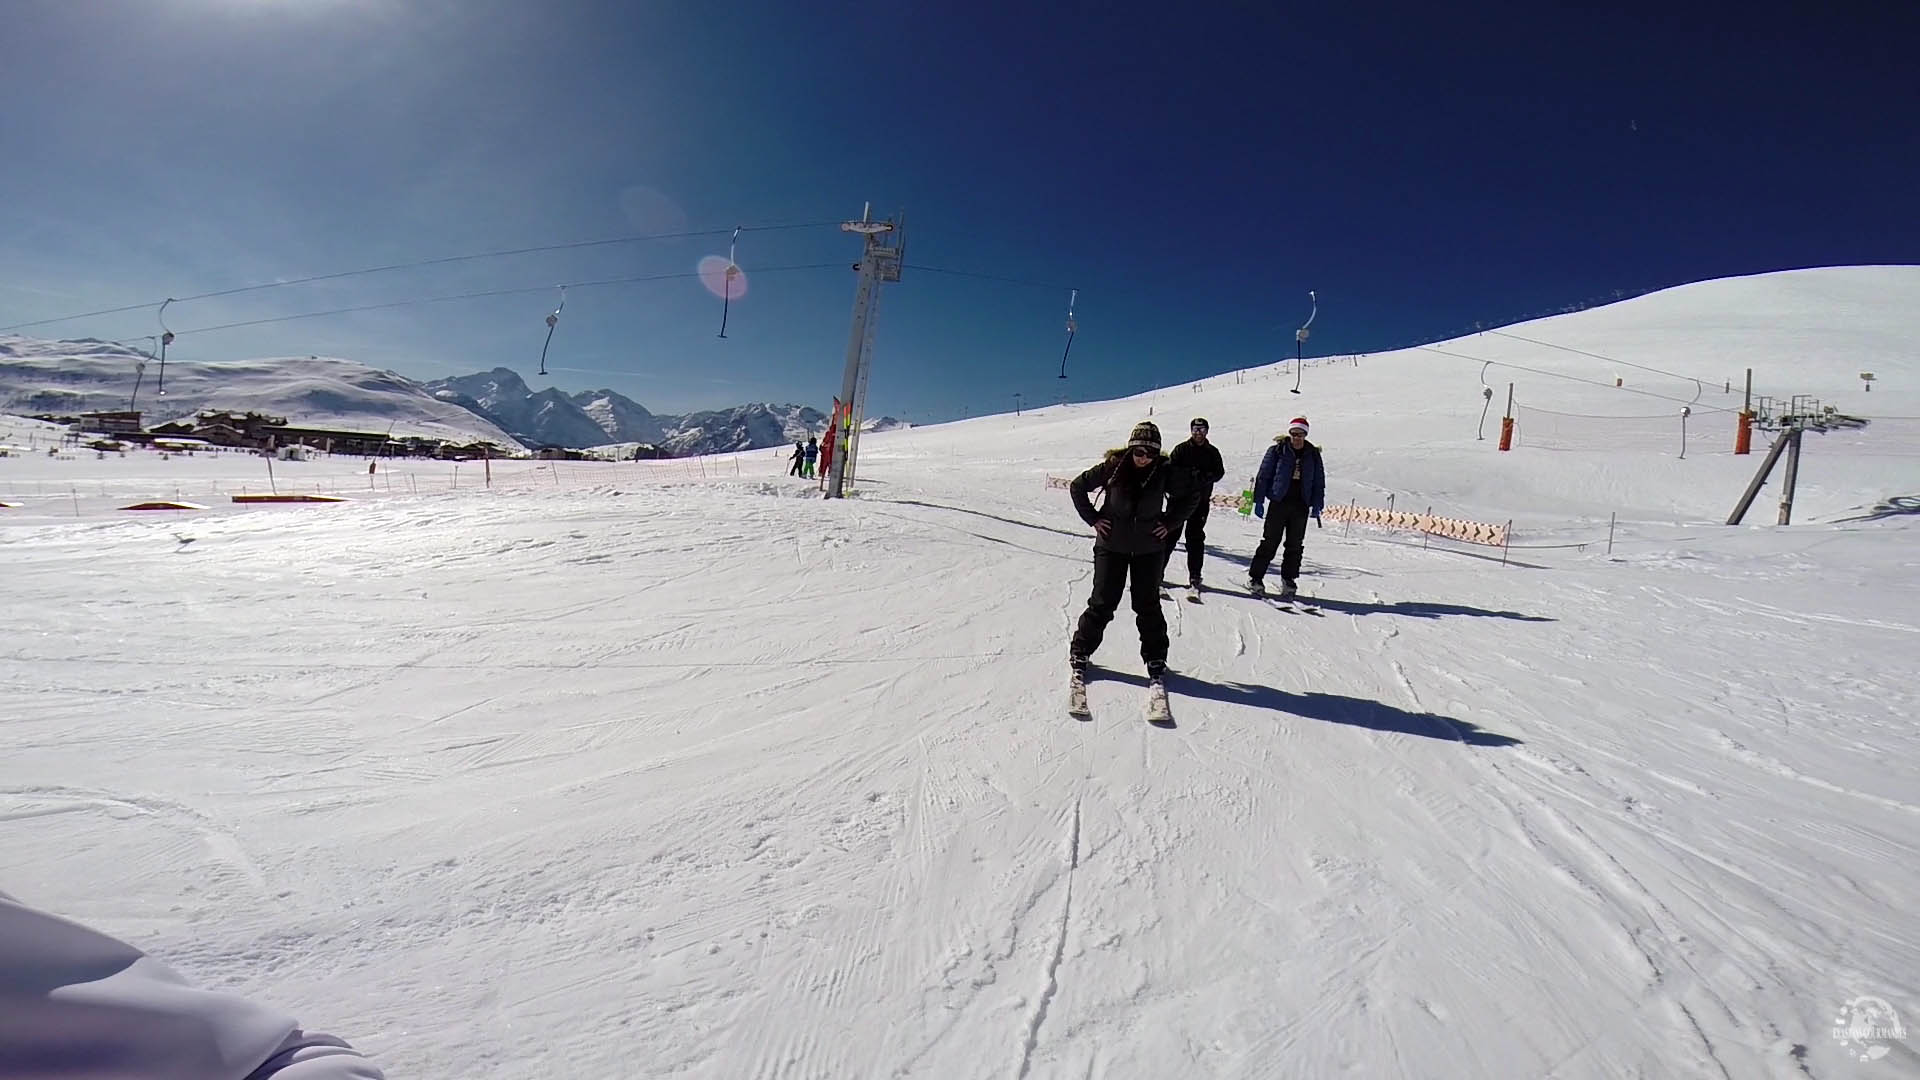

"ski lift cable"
[903, 264, 1072, 291]
[1514, 402, 1693, 421]
[0, 220, 843, 335]
[1483, 329, 1736, 394]
[1420, 345, 1741, 414]
[168, 263, 845, 338]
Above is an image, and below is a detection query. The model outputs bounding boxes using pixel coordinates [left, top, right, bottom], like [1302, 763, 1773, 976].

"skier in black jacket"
[1068, 420, 1196, 683]
[1163, 417, 1226, 590]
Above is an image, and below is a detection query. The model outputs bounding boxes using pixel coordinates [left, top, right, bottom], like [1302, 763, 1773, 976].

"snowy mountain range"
[422, 367, 904, 454]
[0, 337, 520, 447]
[0, 339, 906, 455]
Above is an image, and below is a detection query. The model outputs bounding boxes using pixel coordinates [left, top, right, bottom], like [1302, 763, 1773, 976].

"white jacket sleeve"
[0, 892, 385, 1080]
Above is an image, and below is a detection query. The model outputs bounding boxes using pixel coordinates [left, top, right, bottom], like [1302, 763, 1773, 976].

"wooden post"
[1607, 512, 1617, 555]
[1499, 383, 1515, 450]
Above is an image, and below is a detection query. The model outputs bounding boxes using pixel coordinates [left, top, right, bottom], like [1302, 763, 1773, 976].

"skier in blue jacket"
[1249, 416, 1325, 600]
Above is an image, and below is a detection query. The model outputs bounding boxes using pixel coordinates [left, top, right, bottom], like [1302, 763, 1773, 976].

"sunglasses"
[1190, 425, 1208, 432]
[1130, 447, 1155, 459]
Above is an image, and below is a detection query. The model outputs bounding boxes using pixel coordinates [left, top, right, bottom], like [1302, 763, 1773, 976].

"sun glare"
[698, 255, 747, 300]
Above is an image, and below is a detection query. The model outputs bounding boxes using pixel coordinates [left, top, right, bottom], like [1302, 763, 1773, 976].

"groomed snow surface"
[4, 267, 1917, 1078]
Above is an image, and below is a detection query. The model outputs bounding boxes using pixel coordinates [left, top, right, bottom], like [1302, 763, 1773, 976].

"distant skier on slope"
[789, 442, 805, 477]
[1067, 420, 1196, 691]
[1249, 416, 1325, 601]
[1163, 416, 1226, 592]
[0, 891, 385, 1079]
[803, 435, 819, 478]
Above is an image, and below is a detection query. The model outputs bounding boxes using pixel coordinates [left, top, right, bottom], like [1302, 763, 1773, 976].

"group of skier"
[787, 436, 818, 478]
[1067, 415, 1325, 694]
[788, 428, 843, 487]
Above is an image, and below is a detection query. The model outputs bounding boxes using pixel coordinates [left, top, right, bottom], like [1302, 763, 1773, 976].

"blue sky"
[2, 0, 1913, 421]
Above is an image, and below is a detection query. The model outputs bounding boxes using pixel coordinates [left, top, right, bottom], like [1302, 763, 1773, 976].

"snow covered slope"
[1, 266, 1915, 1079]
[861, 264, 1919, 532]
[0, 336, 518, 446]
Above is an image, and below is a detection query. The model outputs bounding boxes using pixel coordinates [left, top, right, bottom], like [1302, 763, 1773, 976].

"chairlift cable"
[0, 220, 842, 334]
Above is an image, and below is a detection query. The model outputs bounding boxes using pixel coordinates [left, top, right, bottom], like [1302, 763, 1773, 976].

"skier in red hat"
[1248, 416, 1324, 600]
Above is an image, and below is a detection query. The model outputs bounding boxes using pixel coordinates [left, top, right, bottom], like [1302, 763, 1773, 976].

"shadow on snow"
[1301, 596, 1553, 622]
[1089, 667, 1523, 746]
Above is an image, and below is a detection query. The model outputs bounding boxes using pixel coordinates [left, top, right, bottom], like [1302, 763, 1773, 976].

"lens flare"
[698, 255, 746, 300]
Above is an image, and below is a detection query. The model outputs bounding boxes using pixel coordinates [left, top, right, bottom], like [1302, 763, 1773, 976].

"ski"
[1281, 587, 1323, 616]
[1268, 598, 1324, 616]
[1068, 674, 1091, 720]
[1146, 680, 1173, 727]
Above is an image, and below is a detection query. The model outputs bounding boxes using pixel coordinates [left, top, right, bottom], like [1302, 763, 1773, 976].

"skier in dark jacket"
[1249, 416, 1326, 600]
[1068, 420, 1196, 682]
[1163, 417, 1227, 590]
[803, 436, 819, 478]
[788, 442, 805, 477]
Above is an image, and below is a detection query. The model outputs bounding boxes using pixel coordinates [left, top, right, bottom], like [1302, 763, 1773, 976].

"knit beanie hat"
[1287, 417, 1309, 435]
[1127, 420, 1162, 452]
